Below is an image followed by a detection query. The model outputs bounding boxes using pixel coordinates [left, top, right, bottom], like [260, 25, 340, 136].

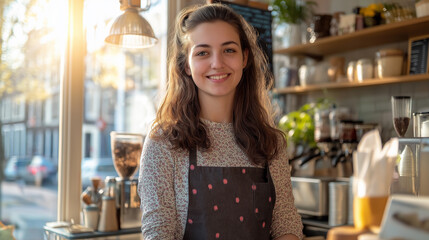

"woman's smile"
[207, 73, 230, 83]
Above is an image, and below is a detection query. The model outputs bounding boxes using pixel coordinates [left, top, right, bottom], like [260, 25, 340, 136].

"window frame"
[57, 0, 179, 222]
[57, 0, 85, 222]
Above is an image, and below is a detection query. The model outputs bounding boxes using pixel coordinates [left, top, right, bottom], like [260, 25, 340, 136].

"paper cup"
[353, 196, 388, 231]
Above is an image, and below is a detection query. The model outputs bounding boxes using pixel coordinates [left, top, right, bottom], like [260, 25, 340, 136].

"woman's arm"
[138, 137, 177, 240]
[269, 143, 304, 240]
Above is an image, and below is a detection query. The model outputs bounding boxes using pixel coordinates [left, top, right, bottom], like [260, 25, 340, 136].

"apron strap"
[189, 147, 197, 166]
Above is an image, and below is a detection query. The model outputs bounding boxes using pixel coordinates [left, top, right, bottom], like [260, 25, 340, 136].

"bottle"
[98, 196, 119, 232]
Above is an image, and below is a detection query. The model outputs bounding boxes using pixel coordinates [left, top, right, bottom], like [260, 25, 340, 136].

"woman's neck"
[199, 94, 234, 123]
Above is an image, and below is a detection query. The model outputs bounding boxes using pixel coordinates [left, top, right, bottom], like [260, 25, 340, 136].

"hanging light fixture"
[105, 0, 158, 49]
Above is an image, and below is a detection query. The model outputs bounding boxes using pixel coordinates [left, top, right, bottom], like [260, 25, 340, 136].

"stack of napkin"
[353, 130, 398, 198]
[352, 129, 398, 230]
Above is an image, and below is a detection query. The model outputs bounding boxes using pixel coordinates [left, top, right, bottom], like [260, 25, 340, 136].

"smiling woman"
[138, 3, 303, 240]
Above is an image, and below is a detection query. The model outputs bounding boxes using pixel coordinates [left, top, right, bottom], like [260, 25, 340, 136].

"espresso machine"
[110, 132, 144, 229]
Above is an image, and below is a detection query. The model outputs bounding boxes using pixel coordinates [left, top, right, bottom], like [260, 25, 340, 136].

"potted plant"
[270, 0, 317, 48]
[360, 3, 384, 27]
[277, 98, 331, 158]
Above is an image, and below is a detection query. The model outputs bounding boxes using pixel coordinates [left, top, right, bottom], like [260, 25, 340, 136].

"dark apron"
[183, 148, 276, 240]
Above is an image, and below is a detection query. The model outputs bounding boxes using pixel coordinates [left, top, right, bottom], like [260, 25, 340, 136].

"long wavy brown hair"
[151, 3, 285, 166]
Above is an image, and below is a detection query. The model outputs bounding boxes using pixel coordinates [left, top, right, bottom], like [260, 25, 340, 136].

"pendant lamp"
[105, 0, 158, 49]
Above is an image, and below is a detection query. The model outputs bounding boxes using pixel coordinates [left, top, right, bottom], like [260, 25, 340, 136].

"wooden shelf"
[274, 16, 429, 58]
[273, 74, 429, 94]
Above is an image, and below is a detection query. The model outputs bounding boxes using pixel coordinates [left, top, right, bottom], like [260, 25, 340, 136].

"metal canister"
[328, 181, 349, 226]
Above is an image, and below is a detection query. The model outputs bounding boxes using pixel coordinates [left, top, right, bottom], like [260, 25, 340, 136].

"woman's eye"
[225, 48, 236, 53]
[196, 51, 208, 56]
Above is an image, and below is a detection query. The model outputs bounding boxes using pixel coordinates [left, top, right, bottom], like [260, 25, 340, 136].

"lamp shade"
[105, 8, 158, 49]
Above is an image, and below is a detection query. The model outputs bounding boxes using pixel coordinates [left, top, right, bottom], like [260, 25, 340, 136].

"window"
[1, 0, 168, 239]
[81, 0, 167, 160]
[0, 0, 66, 239]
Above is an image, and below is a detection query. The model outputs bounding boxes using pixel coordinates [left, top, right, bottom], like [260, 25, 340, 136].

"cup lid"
[356, 58, 372, 64]
[413, 111, 429, 115]
[416, 0, 429, 6]
[392, 96, 411, 99]
[376, 49, 403, 57]
[85, 204, 99, 210]
[102, 196, 115, 200]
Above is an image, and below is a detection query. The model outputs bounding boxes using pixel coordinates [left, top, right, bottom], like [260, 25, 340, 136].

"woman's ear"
[242, 49, 249, 69]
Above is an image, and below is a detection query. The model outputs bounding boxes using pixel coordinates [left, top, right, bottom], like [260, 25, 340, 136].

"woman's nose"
[211, 53, 224, 69]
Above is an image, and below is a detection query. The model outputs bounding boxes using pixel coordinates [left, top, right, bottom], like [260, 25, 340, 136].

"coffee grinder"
[110, 132, 144, 229]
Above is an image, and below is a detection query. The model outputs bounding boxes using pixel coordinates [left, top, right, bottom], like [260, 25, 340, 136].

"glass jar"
[347, 61, 356, 82]
[422, 120, 429, 137]
[356, 58, 374, 82]
[329, 107, 350, 141]
[413, 112, 429, 137]
[328, 57, 345, 82]
[354, 123, 380, 142]
[315, 109, 331, 142]
[339, 120, 360, 143]
[110, 132, 144, 178]
[376, 49, 404, 78]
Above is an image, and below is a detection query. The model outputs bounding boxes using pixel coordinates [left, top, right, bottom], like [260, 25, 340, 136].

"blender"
[110, 132, 144, 229]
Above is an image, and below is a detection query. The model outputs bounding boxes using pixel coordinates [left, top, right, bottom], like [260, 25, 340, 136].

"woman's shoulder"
[269, 135, 289, 167]
[144, 130, 172, 151]
[143, 129, 187, 157]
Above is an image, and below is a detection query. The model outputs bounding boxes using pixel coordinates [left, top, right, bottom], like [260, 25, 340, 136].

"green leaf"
[270, 0, 317, 24]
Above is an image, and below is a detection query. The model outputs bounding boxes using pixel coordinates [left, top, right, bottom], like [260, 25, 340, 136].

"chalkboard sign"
[408, 35, 429, 75]
[216, 1, 273, 73]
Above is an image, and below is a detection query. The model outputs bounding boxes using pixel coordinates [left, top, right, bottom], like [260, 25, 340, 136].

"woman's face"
[186, 20, 248, 103]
